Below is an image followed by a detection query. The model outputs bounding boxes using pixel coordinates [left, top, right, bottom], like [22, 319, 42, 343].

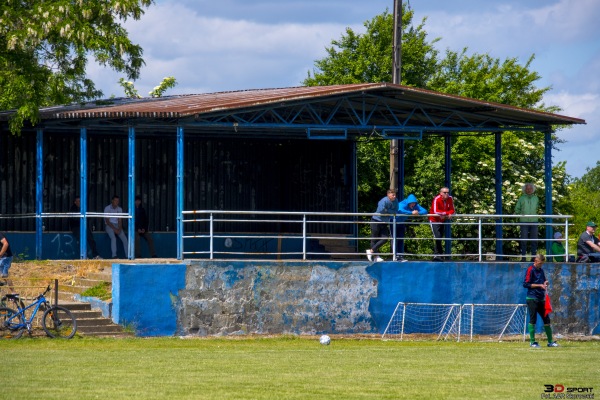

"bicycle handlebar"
[35, 285, 52, 301]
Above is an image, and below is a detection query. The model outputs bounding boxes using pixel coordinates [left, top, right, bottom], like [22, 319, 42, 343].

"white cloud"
[89, 2, 354, 97]
[85, 0, 599, 177]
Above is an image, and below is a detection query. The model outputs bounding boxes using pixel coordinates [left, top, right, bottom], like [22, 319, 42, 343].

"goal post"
[381, 302, 462, 341]
[382, 302, 527, 342]
[460, 303, 528, 342]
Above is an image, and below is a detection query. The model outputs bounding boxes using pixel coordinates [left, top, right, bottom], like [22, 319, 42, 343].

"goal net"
[382, 302, 527, 342]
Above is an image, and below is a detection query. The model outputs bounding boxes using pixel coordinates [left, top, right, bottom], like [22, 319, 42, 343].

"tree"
[304, 7, 440, 213]
[0, 0, 153, 134]
[119, 76, 178, 98]
[304, 7, 570, 256]
[565, 161, 600, 250]
[304, 9, 439, 87]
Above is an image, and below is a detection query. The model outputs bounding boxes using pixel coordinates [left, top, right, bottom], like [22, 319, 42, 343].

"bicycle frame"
[5, 287, 52, 334]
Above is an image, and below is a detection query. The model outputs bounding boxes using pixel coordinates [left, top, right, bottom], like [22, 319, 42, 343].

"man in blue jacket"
[391, 194, 428, 262]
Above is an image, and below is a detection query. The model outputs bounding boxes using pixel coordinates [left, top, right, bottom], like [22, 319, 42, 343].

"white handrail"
[180, 210, 573, 261]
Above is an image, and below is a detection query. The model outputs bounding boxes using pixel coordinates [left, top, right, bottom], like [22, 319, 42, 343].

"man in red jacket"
[429, 187, 455, 261]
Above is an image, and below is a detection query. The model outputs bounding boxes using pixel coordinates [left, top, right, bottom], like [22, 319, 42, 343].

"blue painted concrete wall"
[6, 232, 319, 260]
[111, 261, 599, 337]
[112, 263, 186, 336]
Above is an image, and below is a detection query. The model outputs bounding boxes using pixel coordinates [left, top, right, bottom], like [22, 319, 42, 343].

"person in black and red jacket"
[428, 187, 455, 261]
[523, 254, 558, 348]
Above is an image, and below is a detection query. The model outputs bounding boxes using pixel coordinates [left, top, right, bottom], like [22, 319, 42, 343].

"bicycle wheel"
[42, 306, 77, 339]
[0, 307, 25, 339]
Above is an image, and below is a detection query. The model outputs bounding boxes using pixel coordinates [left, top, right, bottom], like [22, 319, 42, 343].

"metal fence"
[181, 210, 572, 261]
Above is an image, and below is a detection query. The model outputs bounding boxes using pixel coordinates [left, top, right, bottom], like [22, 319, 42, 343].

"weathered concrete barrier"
[112, 261, 600, 337]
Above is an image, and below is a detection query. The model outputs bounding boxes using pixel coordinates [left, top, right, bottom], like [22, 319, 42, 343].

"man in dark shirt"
[69, 196, 101, 259]
[523, 254, 558, 348]
[576, 221, 600, 263]
[135, 195, 158, 258]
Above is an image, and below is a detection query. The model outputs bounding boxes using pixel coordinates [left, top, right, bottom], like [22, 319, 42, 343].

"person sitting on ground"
[392, 194, 428, 262]
[577, 221, 600, 263]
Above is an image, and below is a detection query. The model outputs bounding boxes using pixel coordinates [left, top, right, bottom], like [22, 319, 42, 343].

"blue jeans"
[1, 256, 13, 277]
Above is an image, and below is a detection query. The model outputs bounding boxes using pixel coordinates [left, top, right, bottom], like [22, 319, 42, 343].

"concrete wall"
[111, 261, 600, 337]
[112, 263, 186, 336]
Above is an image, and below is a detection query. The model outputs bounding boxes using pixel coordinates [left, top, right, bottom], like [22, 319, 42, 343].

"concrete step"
[71, 277, 110, 287]
[77, 324, 128, 334]
[76, 318, 114, 327]
[70, 310, 104, 319]
[316, 238, 359, 260]
[86, 272, 113, 281]
[57, 302, 92, 311]
[59, 302, 132, 337]
[58, 284, 91, 294]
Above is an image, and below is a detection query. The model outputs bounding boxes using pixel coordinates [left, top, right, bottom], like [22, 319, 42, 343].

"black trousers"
[526, 298, 550, 325]
[430, 222, 447, 255]
[370, 219, 390, 253]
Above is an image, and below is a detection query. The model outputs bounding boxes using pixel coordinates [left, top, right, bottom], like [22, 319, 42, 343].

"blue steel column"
[444, 133, 452, 255]
[544, 130, 553, 255]
[495, 132, 504, 258]
[36, 129, 44, 260]
[80, 127, 88, 259]
[128, 126, 135, 259]
[177, 126, 184, 260]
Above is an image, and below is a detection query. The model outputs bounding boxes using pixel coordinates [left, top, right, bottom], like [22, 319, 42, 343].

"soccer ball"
[319, 335, 331, 345]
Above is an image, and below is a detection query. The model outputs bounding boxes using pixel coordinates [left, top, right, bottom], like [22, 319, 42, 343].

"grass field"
[1, 337, 598, 400]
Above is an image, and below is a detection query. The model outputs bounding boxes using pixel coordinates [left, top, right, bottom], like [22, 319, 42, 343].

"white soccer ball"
[319, 335, 331, 345]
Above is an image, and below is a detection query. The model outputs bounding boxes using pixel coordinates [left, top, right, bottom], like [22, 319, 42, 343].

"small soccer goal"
[382, 302, 527, 342]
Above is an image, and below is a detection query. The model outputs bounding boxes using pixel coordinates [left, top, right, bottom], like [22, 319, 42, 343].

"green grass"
[80, 281, 111, 300]
[0, 337, 599, 399]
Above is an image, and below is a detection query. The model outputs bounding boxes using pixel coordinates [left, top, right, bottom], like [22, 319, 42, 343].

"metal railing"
[181, 210, 572, 261]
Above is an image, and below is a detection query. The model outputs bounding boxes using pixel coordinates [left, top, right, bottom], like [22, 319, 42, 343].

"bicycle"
[0, 285, 77, 339]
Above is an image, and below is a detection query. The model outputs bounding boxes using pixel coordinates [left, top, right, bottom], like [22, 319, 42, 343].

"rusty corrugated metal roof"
[33, 83, 583, 126]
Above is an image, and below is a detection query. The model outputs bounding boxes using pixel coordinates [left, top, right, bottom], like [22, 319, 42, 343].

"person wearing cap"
[514, 183, 539, 262]
[550, 232, 567, 262]
[577, 221, 600, 263]
[134, 195, 158, 258]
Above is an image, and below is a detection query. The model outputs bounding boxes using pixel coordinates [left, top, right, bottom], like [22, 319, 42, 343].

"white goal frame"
[382, 302, 527, 342]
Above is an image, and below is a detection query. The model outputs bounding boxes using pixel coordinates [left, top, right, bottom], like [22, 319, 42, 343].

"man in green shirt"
[514, 183, 539, 262]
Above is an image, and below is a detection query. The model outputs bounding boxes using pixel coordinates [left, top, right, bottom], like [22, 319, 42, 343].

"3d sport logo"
[542, 385, 594, 399]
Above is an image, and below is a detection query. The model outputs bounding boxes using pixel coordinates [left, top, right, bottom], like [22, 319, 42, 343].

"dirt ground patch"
[7, 260, 109, 283]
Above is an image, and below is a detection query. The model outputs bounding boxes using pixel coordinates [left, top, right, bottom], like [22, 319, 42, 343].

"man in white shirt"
[104, 195, 128, 259]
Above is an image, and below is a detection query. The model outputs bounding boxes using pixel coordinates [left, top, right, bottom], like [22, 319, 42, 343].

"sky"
[88, 0, 600, 178]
